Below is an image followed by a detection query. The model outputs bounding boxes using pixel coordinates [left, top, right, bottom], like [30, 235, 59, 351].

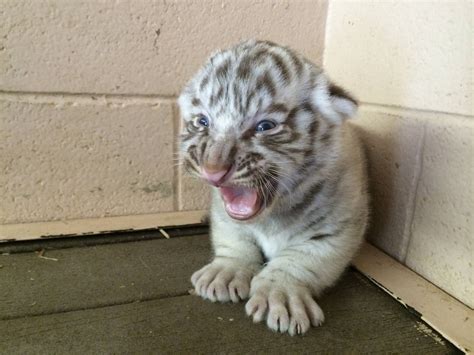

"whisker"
[259, 166, 295, 205]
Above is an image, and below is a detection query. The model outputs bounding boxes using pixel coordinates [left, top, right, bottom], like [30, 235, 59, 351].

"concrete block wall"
[324, 1, 473, 307]
[1, 0, 328, 223]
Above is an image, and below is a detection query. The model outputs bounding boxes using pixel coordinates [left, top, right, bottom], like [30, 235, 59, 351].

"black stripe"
[289, 181, 325, 216]
[269, 52, 291, 84]
[266, 267, 287, 276]
[308, 119, 319, 137]
[263, 131, 301, 145]
[320, 131, 332, 144]
[183, 159, 199, 175]
[209, 87, 224, 108]
[232, 81, 242, 113]
[228, 145, 238, 161]
[240, 127, 255, 141]
[305, 115, 320, 159]
[267, 103, 289, 115]
[309, 70, 318, 88]
[216, 86, 224, 102]
[329, 83, 358, 105]
[303, 146, 315, 162]
[245, 91, 256, 112]
[287, 48, 304, 77]
[283, 107, 299, 129]
[265, 145, 298, 164]
[258, 40, 278, 47]
[237, 56, 252, 81]
[300, 214, 329, 233]
[256, 71, 276, 97]
[285, 147, 307, 154]
[199, 140, 207, 161]
[265, 130, 290, 142]
[310, 233, 331, 241]
[308, 170, 345, 214]
[188, 145, 199, 165]
[319, 124, 335, 147]
[233, 169, 255, 180]
[180, 133, 194, 142]
[248, 152, 264, 162]
[252, 48, 270, 64]
[186, 122, 198, 134]
[215, 58, 231, 82]
[307, 268, 321, 281]
[199, 75, 209, 90]
[301, 101, 315, 114]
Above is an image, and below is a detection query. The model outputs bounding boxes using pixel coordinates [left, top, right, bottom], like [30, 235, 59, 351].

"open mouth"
[219, 185, 263, 221]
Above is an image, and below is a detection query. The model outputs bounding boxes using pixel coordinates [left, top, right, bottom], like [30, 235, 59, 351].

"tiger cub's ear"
[311, 73, 358, 125]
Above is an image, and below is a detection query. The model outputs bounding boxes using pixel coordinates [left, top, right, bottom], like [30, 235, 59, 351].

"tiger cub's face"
[178, 40, 357, 221]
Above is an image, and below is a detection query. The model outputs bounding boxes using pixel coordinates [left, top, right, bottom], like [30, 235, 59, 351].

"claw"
[191, 262, 254, 303]
[247, 277, 324, 335]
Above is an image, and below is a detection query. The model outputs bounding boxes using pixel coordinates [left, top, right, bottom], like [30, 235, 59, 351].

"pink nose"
[202, 165, 232, 186]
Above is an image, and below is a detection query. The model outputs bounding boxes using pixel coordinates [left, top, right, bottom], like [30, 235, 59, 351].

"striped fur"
[179, 40, 369, 335]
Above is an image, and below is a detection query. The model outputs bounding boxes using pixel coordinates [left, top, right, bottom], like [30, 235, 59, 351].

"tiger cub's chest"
[247, 219, 294, 260]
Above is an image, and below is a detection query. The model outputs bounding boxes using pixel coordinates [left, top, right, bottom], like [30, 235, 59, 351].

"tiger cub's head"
[178, 40, 357, 221]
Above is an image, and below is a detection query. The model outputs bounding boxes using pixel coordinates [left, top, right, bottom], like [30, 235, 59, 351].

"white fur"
[311, 74, 357, 124]
[182, 41, 369, 335]
[191, 126, 368, 334]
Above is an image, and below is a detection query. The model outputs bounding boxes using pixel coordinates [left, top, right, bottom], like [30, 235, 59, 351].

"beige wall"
[324, 1, 473, 307]
[0, 0, 328, 224]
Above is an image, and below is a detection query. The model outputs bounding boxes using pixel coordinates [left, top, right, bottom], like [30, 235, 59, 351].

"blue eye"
[255, 120, 276, 132]
[197, 115, 209, 127]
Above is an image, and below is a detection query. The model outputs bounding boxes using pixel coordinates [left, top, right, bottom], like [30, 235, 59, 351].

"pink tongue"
[219, 186, 260, 219]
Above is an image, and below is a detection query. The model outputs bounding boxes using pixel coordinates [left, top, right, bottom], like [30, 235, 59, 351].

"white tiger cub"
[178, 40, 369, 335]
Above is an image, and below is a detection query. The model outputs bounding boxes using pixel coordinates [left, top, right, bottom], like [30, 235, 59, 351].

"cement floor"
[0, 228, 460, 354]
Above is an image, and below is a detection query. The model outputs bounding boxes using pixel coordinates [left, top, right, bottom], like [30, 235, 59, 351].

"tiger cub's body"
[178, 40, 369, 335]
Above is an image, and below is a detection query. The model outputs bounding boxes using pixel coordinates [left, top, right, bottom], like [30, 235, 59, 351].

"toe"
[214, 282, 230, 302]
[288, 316, 310, 336]
[205, 283, 217, 302]
[193, 266, 220, 298]
[229, 285, 240, 303]
[268, 290, 289, 332]
[267, 306, 289, 333]
[288, 294, 311, 335]
[245, 294, 267, 323]
[190, 267, 205, 286]
[229, 278, 249, 302]
[303, 295, 325, 327]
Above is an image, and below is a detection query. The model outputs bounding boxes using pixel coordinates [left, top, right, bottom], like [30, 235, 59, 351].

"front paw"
[245, 277, 325, 336]
[191, 261, 257, 303]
